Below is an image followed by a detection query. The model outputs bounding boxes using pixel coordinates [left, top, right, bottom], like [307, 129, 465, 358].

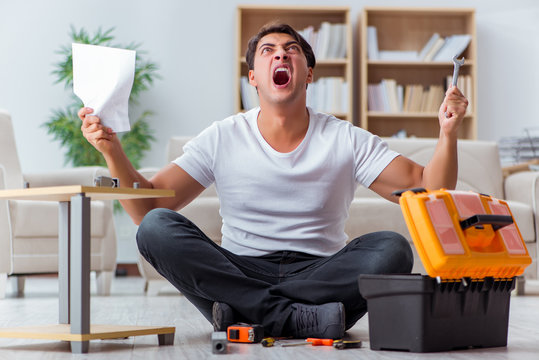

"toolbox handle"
[391, 188, 427, 197]
[459, 214, 513, 231]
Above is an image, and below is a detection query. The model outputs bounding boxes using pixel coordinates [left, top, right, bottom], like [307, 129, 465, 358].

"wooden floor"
[0, 275, 539, 359]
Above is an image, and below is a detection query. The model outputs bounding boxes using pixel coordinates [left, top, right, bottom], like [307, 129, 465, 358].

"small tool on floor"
[281, 338, 335, 347]
[227, 323, 264, 343]
[261, 337, 276, 347]
[261, 336, 293, 347]
[333, 339, 362, 349]
[445, 54, 465, 118]
[211, 332, 228, 354]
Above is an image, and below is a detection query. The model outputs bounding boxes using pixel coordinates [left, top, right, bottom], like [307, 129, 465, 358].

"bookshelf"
[360, 7, 477, 139]
[236, 5, 353, 122]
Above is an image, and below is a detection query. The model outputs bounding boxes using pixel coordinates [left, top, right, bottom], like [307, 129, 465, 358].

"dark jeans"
[136, 208, 413, 336]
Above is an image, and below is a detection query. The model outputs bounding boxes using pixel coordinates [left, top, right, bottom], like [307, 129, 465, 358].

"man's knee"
[351, 231, 414, 274]
[136, 208, 184, 253]
[378, 231, 413, 273]
[136, 208, 212, 263]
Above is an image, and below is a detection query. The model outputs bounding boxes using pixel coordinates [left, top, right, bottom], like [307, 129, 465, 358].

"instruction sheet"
[72, 43, 136, 132]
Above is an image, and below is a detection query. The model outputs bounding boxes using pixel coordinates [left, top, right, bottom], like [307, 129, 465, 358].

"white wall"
[1, 0, 538, 173]
[1, 0, 538, 262]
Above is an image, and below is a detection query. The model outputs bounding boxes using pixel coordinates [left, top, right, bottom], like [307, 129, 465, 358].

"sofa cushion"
[382, 138, 505, 199]
[180, 197, 222, 244]
[9, 200, 108, 238]
[345, 198, 410, 242]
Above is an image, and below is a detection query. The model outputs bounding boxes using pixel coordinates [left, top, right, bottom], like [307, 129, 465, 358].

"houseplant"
[44, 26, 158, 169]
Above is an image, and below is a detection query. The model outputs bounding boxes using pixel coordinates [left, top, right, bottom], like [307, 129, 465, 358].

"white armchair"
[0, 109, 117, 298]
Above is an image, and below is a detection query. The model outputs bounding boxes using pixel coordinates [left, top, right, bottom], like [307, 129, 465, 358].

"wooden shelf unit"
[359, 7, 477, 139]
[236, 5, 353, 122]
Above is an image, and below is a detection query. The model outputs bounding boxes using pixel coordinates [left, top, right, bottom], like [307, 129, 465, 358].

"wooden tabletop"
[0, 185, 175, 202]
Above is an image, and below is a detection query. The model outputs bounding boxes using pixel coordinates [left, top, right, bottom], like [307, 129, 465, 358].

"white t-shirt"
[174, 107, 399, 257]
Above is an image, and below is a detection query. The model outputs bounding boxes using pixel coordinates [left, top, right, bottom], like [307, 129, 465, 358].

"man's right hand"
[78, 107, 118, 155]
[78, 107, 205, 224]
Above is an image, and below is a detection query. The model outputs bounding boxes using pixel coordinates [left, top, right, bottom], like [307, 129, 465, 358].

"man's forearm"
[102, 141, 156, 222]
[422, 132, 458, 190]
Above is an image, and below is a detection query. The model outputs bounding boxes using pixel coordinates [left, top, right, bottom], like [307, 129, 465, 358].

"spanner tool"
[445, 55, 465, 118]
[450, 54, 465, 87]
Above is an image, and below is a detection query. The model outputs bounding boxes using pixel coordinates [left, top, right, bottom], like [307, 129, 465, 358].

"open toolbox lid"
[395, 188, 531, 279]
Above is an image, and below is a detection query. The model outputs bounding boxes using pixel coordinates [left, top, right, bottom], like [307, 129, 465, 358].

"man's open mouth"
[273, 66, 290, 86]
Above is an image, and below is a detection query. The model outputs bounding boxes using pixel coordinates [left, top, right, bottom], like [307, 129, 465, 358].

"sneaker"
[212, 302, 235, 332]
[290, 302, 345, 339]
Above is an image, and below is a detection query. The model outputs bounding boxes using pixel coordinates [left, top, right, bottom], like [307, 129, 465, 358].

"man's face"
[248, 32, 313, 106]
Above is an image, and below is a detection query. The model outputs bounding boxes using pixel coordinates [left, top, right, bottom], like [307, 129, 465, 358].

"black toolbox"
[357, 189, 530, 352]
[358, 274, 515, 352]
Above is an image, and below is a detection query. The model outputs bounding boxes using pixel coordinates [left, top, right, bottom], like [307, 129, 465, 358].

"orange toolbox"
[359, 188, 532, 352]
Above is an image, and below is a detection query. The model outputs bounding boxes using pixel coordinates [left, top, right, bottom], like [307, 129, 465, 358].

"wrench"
[445, 55, 465, 118]
[451, 54, 465, 87]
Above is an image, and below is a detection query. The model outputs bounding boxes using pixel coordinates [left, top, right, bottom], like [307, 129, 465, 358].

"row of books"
[298, 22, 347, 60]
[367, 75, 473, 114]
[367, 26, 471, 62]
[306, 77, 349, 114]
[240, 76, 348, 114]
[240, 76, 259, 111]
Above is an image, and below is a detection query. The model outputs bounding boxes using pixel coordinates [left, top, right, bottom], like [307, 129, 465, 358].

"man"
[79, 23, 468, 339]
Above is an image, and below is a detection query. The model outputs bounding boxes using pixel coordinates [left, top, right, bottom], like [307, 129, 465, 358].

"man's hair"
[245, 22, 316, 71]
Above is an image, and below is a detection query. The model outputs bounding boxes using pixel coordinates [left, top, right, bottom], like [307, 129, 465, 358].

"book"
[327, 24, 342, 59]
[423, 37, 445, 62]
[382, 79, 400, 113]
[316, 22, 332, 59]
[379, 50, 418, 61]
[335, 24, 347, 58]
[418, 33, 441, 60]
[240, 76, 259, 110]
[397, 84, 403, 112]
[307, 77, 347, 113]
[433, 34, 472, 61]
[409, 85, 424, 112]
[367, 84, 378, 111]
[402, 85, 413, 112]
[367, 26, 379, 60]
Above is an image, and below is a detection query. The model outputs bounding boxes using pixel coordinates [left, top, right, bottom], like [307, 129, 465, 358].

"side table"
[0, 185, 176, 353]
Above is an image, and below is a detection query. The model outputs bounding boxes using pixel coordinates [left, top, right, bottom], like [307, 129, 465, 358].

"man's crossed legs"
[137, 208, 413, 338]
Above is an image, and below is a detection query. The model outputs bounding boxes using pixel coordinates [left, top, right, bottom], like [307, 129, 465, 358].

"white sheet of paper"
[72, 43, 136, 132]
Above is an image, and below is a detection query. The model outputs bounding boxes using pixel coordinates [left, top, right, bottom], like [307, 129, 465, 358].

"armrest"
[504, 171, 539, 210]
[505, 171, 539, 239]
[0, 165, 5, 190]
[23, 166, 111, 187]
[0, 166, 11, 271]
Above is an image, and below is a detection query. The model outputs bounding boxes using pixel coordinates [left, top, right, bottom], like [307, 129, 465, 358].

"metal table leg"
[69, 194, 91, 354]
[58, 201, 70, 325]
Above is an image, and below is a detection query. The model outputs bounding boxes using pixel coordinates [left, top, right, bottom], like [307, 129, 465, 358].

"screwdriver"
[333, 339, 362, 349]
[281, 338, 334, 347]
[261, 336, 292, 347]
